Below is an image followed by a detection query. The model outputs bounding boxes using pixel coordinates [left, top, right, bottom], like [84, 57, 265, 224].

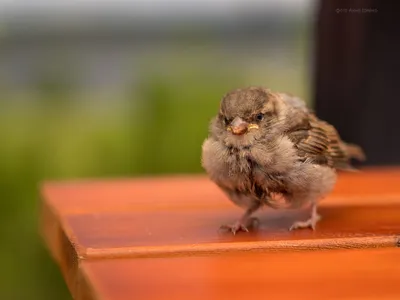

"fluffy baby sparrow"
[201, 87, 365, 234]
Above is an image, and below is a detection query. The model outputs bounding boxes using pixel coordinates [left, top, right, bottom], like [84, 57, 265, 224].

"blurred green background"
[0, 1, 314, 299]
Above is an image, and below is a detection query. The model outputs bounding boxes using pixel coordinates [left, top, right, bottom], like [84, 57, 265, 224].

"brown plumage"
[201, 87, 365, 234]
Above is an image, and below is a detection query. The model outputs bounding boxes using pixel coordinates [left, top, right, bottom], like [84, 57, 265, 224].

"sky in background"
[0, 0, 315, 94]
[0, 0, 314, 19]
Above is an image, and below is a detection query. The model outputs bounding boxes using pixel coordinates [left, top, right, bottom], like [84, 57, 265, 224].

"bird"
[201, 87, 365, 234]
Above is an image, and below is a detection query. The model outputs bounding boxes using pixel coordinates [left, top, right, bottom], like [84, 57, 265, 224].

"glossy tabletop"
[40, 167, 400, 300]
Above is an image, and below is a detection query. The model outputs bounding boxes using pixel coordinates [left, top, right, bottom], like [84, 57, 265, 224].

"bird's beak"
[228, 117, 249, 135]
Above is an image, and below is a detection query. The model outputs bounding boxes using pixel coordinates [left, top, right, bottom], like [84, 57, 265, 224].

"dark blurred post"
[314, 0, 400, 165]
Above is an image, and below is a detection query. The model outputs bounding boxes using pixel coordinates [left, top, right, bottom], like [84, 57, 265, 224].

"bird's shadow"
[215, 206, 343, 240]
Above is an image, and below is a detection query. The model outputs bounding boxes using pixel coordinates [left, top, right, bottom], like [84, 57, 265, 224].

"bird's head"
[211, 87, 284, 148]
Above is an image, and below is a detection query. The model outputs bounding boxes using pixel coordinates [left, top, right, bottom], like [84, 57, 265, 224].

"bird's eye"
[255, 113, 264, 121]
[223, 117, 230, 125]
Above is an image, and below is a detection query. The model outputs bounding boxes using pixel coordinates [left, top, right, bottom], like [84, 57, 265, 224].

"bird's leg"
[220, 202, 261, 235]
[289, 203, 321, 231]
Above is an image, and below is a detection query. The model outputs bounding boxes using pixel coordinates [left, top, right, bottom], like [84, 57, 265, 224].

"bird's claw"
[220, 222, 249, 235]
[289, 214, 321, 231]
[220, 217, 259, 235]
[289, 221, 316, 231]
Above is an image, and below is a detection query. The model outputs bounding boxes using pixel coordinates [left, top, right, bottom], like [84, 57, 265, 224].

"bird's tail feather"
[344, 143, 366, 161]
[334, 142, 366, 172]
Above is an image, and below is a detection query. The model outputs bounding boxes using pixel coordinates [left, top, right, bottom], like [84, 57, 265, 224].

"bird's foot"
[289, 214, 321, 231]
[220, 217, 259, 235]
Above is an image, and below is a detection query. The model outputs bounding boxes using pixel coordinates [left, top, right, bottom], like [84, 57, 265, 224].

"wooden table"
[40, 167, 400, 300]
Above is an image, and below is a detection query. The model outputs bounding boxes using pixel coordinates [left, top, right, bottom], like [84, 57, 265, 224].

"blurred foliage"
[0, 34, 309, 299]
[0, 63, 244, 300]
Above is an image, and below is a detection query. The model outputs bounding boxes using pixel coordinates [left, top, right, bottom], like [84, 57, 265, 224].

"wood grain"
[40, 167, 400, 299]
[80, 248, 400, 300]
[41, 167, 400, 259]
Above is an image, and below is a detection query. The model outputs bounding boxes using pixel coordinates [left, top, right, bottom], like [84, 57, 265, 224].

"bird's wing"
[282, 93, 364, 169]
[286, 113, 332, 166]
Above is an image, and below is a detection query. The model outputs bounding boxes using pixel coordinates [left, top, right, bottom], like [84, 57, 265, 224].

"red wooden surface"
[81, 248, 400, 300]
[40, 167, 400, 300]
